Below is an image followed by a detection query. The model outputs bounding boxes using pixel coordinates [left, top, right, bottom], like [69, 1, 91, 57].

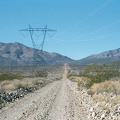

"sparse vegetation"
[0, 66, 62, 109]
[91, 80, 120, 105]
[90, 80, 120, 95]
[68, 63, 120, 109]
[0, 78, 43, 92]
[81, 64, 119, 88]
[35, 70, 48, 77]
[68, 64, 120, 89]
[0, 73, 23, 82]
[0, 65, 62, 93]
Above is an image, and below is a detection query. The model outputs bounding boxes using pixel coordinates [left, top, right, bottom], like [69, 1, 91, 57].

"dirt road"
[0, 64, 88, 120]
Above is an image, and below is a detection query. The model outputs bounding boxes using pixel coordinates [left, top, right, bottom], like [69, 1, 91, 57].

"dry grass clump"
[69, 76, 83, 86]
[92, 94, 120, 110]
[20, 79, 34, 88]
[0, 80, 17, 92]
[91, 80, 120, 107]
[31, 78, 44, 85]
[68, 76, 86, 90]
[90, 80, 120, 94]
[69, 76, 82, 82]
[92, 93, 111, 103]
[69, 75, 94, 89]
[0, 78, 44, 92]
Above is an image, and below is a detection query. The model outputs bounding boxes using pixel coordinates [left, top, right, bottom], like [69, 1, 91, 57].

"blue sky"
[0, 0, 120, 60]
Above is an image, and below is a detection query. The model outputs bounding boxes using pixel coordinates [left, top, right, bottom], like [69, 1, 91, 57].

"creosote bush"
[35, 70, 48, 77]
[0, 73, 23, 82]
[68, 63, 120, 89]
[81, 64, 120, 88]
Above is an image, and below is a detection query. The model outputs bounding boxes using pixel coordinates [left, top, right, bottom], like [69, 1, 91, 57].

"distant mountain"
[0, 42, 119, 66]
[0, 42, 74, 66]
[78, 48, 120, 65]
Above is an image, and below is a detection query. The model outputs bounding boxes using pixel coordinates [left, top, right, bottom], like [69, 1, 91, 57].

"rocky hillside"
[78, 48, 120, 64]
[0, 42, 74, 65]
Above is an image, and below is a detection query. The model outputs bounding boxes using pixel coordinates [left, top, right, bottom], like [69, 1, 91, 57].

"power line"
[50, 18, 120, 43]
[55, 0, 111, 38]
[49, 31, 120, 43]
[71, 19, 120, 40]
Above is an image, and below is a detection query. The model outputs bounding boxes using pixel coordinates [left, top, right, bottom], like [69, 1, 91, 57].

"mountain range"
[78, 48, 120, 64]
[0, 42, 120, 66]
[0, 42, 74, 66]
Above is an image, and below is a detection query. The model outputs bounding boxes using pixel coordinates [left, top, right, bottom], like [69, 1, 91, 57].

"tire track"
[66, 79, 88, 120]
[0, 79, 89, 120]
[0, 81, 61, 120]
[0, 64, 89, 120]
[45, 79, 72, 120]
[19, 81, 62, 120]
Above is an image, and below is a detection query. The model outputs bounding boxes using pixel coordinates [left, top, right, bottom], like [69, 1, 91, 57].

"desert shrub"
[77, 79, 83, 88]
[0, 73, 23, 82]
[20, 79, 34, 88]
[81, 64, 120, 88]
[67, 73, 74, 78]
[35, 70, 48, 77]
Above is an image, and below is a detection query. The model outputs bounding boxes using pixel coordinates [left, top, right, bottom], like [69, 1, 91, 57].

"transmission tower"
[19, 25, 56, 69]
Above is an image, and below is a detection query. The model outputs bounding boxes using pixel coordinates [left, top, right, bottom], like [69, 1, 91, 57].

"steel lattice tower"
[19, 25, 56, 69]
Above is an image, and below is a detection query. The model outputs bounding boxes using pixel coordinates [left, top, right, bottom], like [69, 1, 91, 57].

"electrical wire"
[34, 32, 42, 37]
[55, 0, 112, 38]
[71, 19, 120, 40]
[49, 31, 120, 43]
[47, 32, 56, 37]
[20, 31, 29, 37]
[50, 18, 120, 43]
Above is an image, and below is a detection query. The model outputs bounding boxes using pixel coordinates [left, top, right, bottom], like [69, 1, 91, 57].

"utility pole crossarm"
[19, 24, 57, 56]
[19, 28, 57, 32]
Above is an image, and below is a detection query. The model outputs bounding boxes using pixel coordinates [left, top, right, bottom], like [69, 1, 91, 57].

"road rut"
[0, 65, 88, 120]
